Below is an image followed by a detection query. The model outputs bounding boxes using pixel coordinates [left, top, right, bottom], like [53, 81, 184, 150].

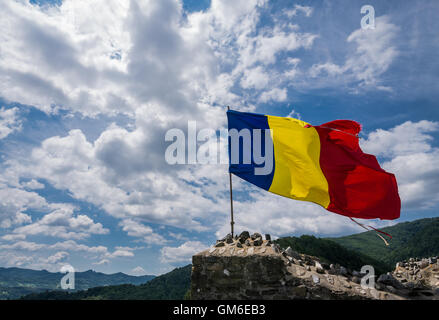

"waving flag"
[227, 109, 401, 221]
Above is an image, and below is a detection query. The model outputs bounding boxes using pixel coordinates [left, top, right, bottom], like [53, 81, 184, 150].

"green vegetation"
[21, 264, 192, 300]
[0, 267, 154, 300]
[328, 217, 439, 267]
[275, 235, 390, 274]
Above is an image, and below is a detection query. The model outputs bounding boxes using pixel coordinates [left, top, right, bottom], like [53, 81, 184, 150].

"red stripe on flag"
[314, 120, 400, 220]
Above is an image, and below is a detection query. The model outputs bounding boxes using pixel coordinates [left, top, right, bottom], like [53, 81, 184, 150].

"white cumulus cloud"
[0, 107, 22, 139]
[160, 241, 208, 264]
[361, 120, 439, 209]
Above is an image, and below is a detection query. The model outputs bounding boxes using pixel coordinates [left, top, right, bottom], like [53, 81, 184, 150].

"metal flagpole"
[227, 106, 235, 237]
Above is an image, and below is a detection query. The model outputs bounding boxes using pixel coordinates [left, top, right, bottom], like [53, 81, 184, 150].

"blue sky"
[0, 0, 438, 276]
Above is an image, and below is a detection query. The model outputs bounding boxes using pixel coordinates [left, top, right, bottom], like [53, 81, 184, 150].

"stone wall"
[190, 232, 406, 300]
[191, 251, 303, 299]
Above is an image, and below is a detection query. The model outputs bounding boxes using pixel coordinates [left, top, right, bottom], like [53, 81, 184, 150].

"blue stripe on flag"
[227, 110, 275, 191]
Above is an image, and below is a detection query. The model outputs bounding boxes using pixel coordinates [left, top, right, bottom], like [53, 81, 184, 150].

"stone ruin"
[190, 231, 439, 300]
[387, 257, 439, 297]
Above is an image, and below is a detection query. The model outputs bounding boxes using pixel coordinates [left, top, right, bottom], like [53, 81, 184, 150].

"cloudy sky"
[0, 0, 438, 276]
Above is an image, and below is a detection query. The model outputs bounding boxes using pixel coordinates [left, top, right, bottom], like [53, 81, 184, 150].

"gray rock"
[253, 237, 263, 246]
[236, 242, 243, 248]
[284, 247, 301, 260]
[377, 274, 404, 289]
[251, 232, 262, 240]
[225, 234, 234, 244]
[377, 274, 390, 282]
[429, 257, 437, 264]
[339, 266, 348, 276]
[238, 231, 250, 242]
[215, 241, 225, 247]
[245, 239, 252, 246]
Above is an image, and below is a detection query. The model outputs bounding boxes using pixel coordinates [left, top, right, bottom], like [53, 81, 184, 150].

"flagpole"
[227, 106, 235, 237]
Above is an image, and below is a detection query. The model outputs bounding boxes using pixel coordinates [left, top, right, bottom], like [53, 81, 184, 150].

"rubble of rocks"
[215, 231, 272, 248]
[389, 257, 439, 298]
[192, 231, 439, 300]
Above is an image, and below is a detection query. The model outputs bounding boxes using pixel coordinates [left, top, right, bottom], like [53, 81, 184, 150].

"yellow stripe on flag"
[266, 115, 330, 208]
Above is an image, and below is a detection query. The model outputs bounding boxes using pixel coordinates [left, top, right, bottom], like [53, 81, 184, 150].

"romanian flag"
[227, 110, 400, 221]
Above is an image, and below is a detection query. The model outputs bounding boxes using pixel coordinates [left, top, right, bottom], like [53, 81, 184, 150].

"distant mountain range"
[0, 267, 154, 299]
[20, 265, 191, 300]
[12, 217, 439, 300]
